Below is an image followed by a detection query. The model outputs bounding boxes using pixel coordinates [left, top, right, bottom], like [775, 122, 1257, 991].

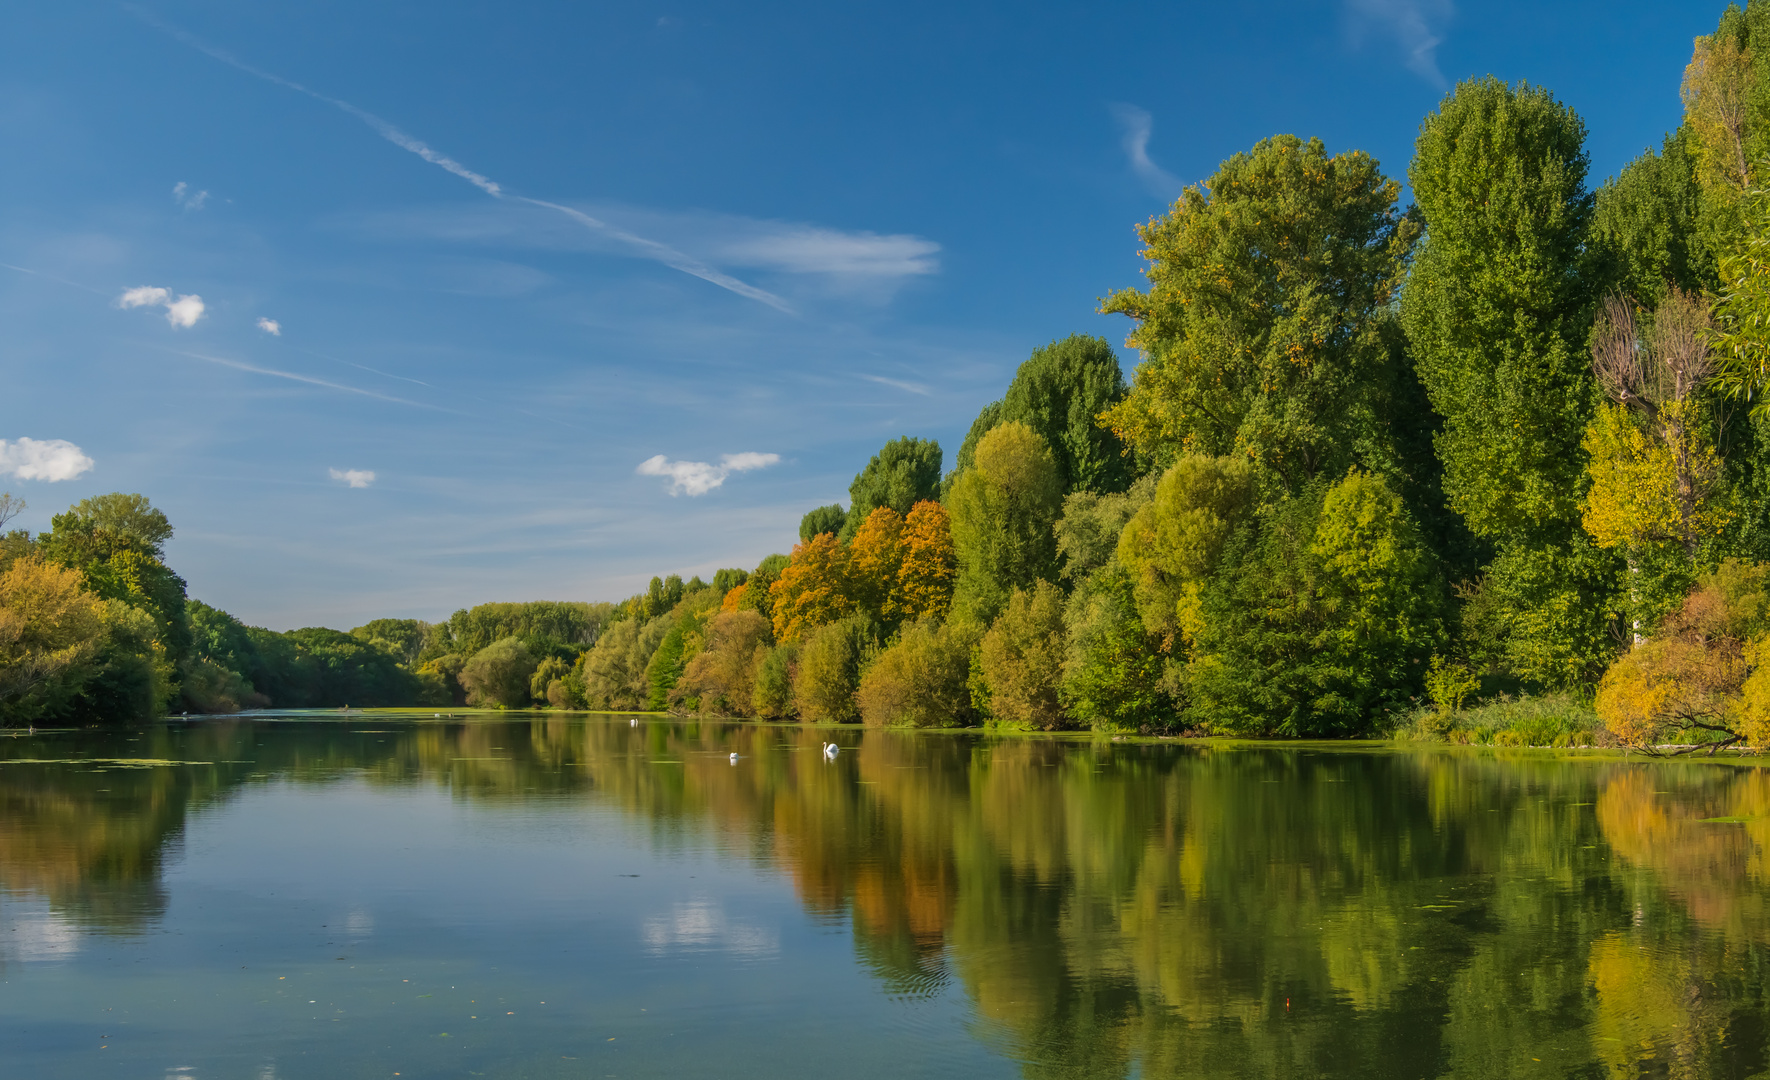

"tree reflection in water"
[1, 716, 1766, 1079]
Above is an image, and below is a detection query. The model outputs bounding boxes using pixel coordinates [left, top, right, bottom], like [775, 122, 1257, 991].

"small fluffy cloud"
[118, 285, 170, 309]
[1344, 0, 1453, 86]
[256, 317, 282, 335]
[0, 438, 95, 482]
[1110, 104, 1181, 196]
[637, 452, 780, 496]
[163, 294, 205, 328]
[172, 181, 210, 210]
[329, 468, 376, 488]
[117, 285, 205, 328]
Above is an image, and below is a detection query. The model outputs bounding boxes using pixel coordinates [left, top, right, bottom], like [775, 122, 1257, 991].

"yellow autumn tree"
[848, 506, 905, 621]
[769, 533, 854, 644]
[0, 555, 106, 724]
[1583, 290, 1729, 564]
[895, 500, 955, 622]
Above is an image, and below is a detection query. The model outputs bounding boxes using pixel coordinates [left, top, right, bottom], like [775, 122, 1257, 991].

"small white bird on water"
[822, 742, 839, 759]
[730, 752, 740, 764]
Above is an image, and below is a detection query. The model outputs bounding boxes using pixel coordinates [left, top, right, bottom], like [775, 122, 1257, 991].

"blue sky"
[0, 0, 1716, 629]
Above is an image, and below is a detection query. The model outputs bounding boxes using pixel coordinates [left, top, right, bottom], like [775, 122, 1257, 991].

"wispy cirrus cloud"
[119, 284, 206, 327]
[0, 437, 94, 482]
[1343, 0, 1453, 86]
[329, 467, 376, 488]
[637, 452, 780, 496]
[347, 201, 940, 301]
[129, 7, 792, 312]
[1110, 104, 1181, 197]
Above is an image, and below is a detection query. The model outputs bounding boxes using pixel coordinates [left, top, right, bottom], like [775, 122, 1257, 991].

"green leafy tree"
[794, 617, 871, 722]
[579, 616, 672, 710]
[1100, 135, 1417, 487]
[948, 422, 1063, 625]
[1401, 77, 1596, 545]
[1054, 473, 1158, 583]
[459, 637, 538, 708]
[954, 336, 1132, 494]
[646, 624, 688, 710]
[977, 580, 1068, 730]
[842, 437, 942, 539]
[1590, 130, 1713, 301]
[280, 628, 417, 706]
[1062, 564, 1176, 732]
[1189, 472, 1442, 735]
[855, 619, 979, 727]
[734, 553, 790, 629]
[351, 618, 430, 666]
[752, 643, 799, 718]
[1116, 455, 1257, 645]
[40, 497, 190, 669]
[800, 504, 847, 542]
[59, 493, 174, 554]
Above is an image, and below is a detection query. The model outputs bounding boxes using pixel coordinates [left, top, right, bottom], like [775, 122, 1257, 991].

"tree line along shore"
[11, 4, 1770, 752]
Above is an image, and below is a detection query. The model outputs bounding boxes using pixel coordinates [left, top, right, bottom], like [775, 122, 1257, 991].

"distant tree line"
[10, 4, 1770, 746]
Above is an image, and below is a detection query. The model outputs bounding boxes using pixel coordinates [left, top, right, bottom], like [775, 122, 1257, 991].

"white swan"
[630, 717, 638, 727]
[823, 742, 839, 759]
[730, 752, 740, 764]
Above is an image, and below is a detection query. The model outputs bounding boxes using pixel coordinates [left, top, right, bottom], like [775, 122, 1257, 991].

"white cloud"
[117, 285, 206, 328]
[118, 285, 170, 309]
[164, 294, 205, 328]
[0, 438, 95, 482]
[1344, 0, 1453, 86]
[172, 181, 209, 210]
[1110, 104, 1181, 197]
[637, 452, 779, 496]
[257, 317, 282, 335]
[329, 468, 376, 488]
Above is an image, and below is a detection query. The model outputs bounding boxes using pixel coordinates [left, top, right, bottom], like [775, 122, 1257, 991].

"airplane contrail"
[124, 6, 793, 313]
[160, 346, 458, 412]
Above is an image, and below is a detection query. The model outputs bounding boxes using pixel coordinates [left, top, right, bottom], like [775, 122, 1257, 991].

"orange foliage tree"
[895, 500, 955, 622]
[769, 533, 854, 643]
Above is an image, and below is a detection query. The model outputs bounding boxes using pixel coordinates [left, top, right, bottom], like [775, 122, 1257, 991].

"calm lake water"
[1, 714, 1768, 1079]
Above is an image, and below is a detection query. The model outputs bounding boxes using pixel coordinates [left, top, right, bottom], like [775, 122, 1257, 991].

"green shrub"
[856, 620, 979, 727]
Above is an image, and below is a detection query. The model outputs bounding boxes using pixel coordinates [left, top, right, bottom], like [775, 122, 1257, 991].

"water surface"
[2, 714, 1768, 1079]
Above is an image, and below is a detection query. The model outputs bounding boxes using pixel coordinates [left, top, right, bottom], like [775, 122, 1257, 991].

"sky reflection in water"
[1, 715, 1767, 1079]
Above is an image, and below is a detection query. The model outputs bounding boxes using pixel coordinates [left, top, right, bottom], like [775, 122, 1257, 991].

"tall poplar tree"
[1402, 77, 1596, 546]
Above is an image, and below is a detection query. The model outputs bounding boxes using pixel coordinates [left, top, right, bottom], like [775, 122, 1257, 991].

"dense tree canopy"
[1100, 135, 1416, 489]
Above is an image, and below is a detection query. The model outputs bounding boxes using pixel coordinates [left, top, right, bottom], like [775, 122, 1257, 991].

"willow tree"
[1099, 134, 1417, 489]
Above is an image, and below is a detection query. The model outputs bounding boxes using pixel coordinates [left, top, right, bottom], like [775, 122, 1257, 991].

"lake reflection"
[1, 715, 1768, 1079]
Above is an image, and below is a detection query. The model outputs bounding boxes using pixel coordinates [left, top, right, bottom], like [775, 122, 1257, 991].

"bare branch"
[1652, 286, 1718, 401]
[0, 492, 23, 532]
[1592, 293, 1652, 412]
